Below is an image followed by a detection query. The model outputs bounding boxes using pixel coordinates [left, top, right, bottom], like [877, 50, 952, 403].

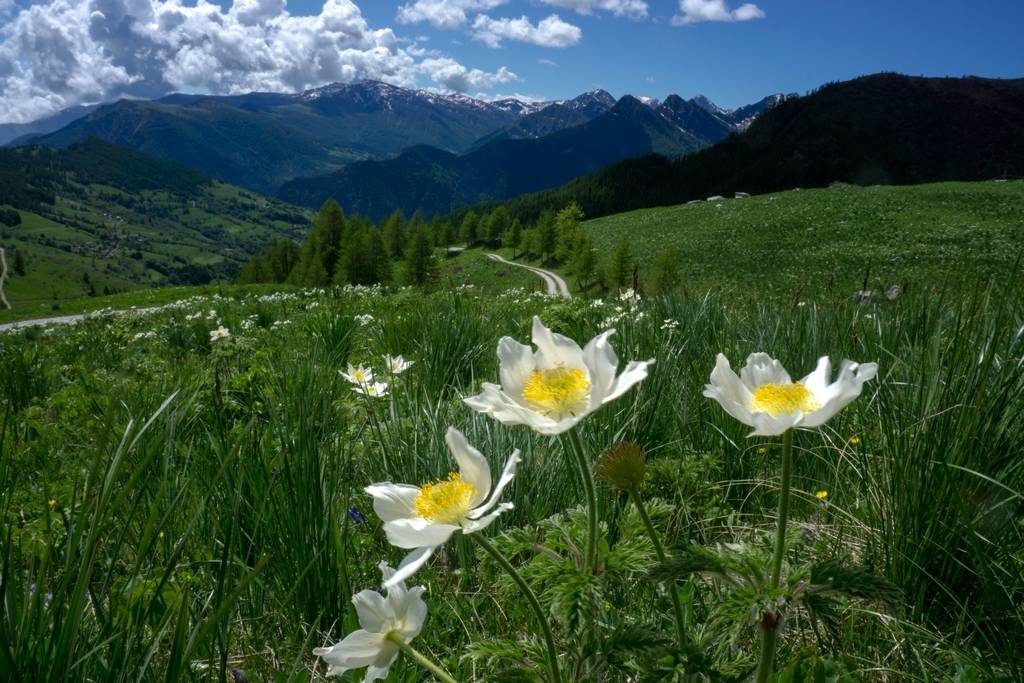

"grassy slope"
[0, 181, 309, 310]
[1, 286, 1021, 680]
[582, 180, 1024, 299]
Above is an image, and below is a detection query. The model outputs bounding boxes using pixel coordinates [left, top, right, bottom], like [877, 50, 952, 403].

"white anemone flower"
[353, 381, 390, 398]
[313, 561, 427, 681]
[384, 354, 414, 375]
[209, 326, 230, 342]
[342, 364, 374, 385]
[365, 427, 520, 587]
[703, 353, 878, 436]
[464, 316, 654, 436]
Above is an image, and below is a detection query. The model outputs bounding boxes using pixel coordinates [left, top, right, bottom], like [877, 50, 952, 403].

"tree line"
[241, 198, 681, 296]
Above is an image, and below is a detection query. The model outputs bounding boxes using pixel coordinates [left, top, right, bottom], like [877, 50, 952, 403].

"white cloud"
[396, 0, 508, 29]
[418, 57, 517, 91]
[671, 0, 765, 25]
[471, 14, 582, 48]
[0, 0, 519, 123]
[538, 58, 559, 67]
[539, 0, 648, 20]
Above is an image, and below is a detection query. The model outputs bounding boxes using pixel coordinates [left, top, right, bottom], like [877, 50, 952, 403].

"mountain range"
[479, 73, 1024, 224]
[275, 90, 794, 219]
[10, 81, 790, 201]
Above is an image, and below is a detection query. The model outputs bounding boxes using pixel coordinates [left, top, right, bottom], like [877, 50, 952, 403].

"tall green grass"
[0, 284, 1021, 679]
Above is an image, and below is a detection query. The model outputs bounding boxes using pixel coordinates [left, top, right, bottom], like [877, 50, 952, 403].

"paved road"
[0, 307, 158, 332]
[487, 253, 571, 299]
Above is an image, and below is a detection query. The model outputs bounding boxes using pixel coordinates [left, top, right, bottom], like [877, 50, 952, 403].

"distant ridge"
[277, 91, 789, 219]
[477, 73, 1024, 223]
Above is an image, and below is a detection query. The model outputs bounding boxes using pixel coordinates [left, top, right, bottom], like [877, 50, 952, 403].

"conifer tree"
[381, 210, 407, 259]
[404, 225, 435, 285]
[536, 210, 557, 263]
[502, 218, 523, 258]
[554, 203, 585, 264]
[610, 239, 633, 290]
[483, 206, 511, 247]
[459, 210, 479, 247]
[649, 247, 681, 295]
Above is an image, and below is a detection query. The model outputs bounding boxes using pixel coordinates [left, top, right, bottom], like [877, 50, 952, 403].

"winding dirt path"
[487, 253, 571, 299]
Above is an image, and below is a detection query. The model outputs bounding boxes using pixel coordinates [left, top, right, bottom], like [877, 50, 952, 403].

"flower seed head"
[596, 442, 647, 491]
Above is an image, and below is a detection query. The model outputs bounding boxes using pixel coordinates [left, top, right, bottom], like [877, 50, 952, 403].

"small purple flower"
[347, 506, 365, 524]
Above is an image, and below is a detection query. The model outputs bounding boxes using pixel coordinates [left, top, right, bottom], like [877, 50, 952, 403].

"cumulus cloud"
[418, 57, 517, 91]
[539, 0, 648, 20]
[0, 0, 519, 123]
[396, 0, 508, 29]
[671, 0, 765, 25]
[471, 14, 582, 48]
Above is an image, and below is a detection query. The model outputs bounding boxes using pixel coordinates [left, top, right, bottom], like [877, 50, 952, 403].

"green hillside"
[0, 140, 310, 309]
[580, 180, 1024, 299]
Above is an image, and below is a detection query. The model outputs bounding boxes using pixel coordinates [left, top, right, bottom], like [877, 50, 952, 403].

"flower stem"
[386, 632, 458, 683]
[473, 534, 562, 683]
[627, 488, 689, 653]
[756, 428, 794, 683]
[565, 427, 599, 574]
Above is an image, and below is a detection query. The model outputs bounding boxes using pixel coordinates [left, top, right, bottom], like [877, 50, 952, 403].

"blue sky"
[2, 0, 1023, 123]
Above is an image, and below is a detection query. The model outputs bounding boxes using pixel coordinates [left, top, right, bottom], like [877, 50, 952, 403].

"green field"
[0, 181, 309, 309]
[582, 181, 1024, 300]
[1, 281, 1021, 680]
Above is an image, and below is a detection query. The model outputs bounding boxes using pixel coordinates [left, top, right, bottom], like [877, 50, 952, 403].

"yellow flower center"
[353, 371, 366, 381]
[414, 473, 477, 524]
[815, 490, 829, 500]
[749, 383, 820, 416]
[521, 367, 592, 419]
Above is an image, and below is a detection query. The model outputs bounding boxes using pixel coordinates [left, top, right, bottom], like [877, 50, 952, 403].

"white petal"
[362, 649, 399, 683]
[802, 360, 878, 428]
[468, 450, 520, 518]
[703, 353, 755, 426]
[393, 585, 428, 640]
[365, 483, 420, 522]
[352, 588, 392, 633]
[531, 316, 585, 370]
[497, 336, 536, 399]
[384, 518, 459, 549]
[445, 427, 491, 507]
[383, 547, 434, 588]
[800, 356, 832, 397]
[739, 352, 791, 390]
[749, 410, 804, 436]
[462, 502, 513, 534]
[464, 384, 562, 433]
[582, 329, 618, 405]
[602, 359, 655, 404]
[313, 630, 387, 676]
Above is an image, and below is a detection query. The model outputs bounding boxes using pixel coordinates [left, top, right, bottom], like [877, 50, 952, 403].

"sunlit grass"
[1, 283, 1021, 679]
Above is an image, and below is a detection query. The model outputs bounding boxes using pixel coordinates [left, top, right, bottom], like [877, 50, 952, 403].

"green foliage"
[238, 238, 301, 284]
[483, 206, 511, 246]
[502, 218, 523, 257]
[2, 282, 1023, 680]
[403, 225, 435, 285]
[609, 239, 634, 289]
[0, 206, 21, 227]
[648, 247, 681, 295]
[459, 210, 480, 246]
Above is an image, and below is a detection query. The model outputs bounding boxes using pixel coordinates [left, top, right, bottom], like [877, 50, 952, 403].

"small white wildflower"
[354, 314, 375, 326]
[661, 319, 679, 330]
[384, 355, 414, 375]
[209, 326, 231, 342]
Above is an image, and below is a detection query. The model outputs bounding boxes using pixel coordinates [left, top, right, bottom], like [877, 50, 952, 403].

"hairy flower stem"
[627, 488, 689, 653]
[756, 428, 794, 683]
[565, 427, 599, 574]
[473, 534, 562, 683]
[386, 632, 458, 683]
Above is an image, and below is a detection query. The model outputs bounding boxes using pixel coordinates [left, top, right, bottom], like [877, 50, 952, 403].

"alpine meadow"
[1, 1, 1023, 682]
